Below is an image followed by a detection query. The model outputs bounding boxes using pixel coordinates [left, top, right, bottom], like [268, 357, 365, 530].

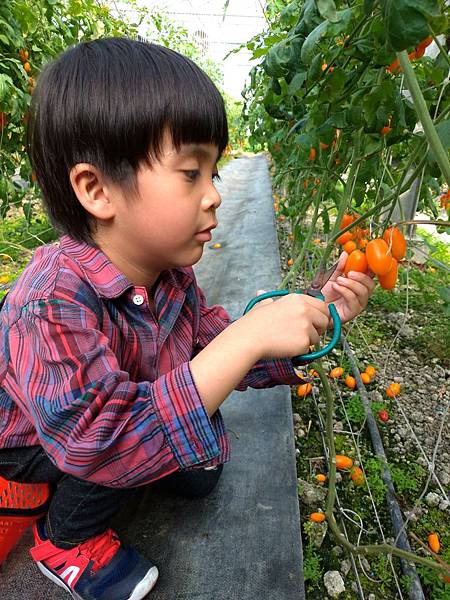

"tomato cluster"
[337, 214, 407, 290]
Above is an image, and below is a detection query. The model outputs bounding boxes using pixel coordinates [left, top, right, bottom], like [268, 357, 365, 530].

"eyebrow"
[178, 145, 221, 163]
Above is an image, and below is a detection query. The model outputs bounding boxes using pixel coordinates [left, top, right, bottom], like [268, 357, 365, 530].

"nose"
[203, 181, 222, 210]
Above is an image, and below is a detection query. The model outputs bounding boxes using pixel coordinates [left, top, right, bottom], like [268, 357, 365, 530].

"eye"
[183, 170, 200, 181]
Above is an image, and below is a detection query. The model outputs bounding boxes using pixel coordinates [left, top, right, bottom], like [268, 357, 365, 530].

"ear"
[69, 163, 118, 221]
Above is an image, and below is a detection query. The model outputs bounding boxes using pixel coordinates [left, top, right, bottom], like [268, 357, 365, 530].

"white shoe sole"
[36, 561, 159, 600]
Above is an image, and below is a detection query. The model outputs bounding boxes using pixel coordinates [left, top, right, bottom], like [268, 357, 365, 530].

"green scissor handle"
[243, 290, 341, 363]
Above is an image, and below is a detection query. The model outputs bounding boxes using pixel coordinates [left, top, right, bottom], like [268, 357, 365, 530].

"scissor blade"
[309, 261, 340, 291]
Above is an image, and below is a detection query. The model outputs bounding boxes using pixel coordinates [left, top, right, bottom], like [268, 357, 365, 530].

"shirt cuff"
[151, 362, 229, 469]
[265, 358, 307, 385]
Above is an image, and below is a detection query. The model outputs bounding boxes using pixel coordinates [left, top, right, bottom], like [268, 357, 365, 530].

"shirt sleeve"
[195, 286, 303, 390]
[8, 299, 228, 488]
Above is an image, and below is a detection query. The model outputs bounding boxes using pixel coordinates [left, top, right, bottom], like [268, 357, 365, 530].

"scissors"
[243, 261, 342, 364]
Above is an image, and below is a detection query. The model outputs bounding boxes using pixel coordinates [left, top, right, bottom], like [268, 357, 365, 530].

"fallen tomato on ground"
[378, 409, 389, 423]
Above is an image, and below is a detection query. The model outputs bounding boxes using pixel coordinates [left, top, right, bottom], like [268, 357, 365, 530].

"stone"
[332, 545, 343, 557]
[323, 570, 346, 598]
[297, 479, 327, 506]
[340, 559, 351, 576]
[425, 492, 440, 507]
[439, 498, 450, 511]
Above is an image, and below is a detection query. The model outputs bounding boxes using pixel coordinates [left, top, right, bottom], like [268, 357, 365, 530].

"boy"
[0, 38, 374, 600]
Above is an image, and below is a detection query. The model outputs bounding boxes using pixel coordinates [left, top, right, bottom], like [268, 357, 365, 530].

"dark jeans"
[0, 446, 222, 549]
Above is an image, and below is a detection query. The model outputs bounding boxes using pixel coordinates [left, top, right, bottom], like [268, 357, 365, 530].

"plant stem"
[397, 50, 450, 185]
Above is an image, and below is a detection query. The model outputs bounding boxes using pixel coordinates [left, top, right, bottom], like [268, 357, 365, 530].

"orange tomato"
[344, 375, 356, 389]
[287, 258, 294, 267]
[343, 240, 357, 254]
[381, 125, 392, 136]
[310, 512, 326, 522]
[335, 455, 353, 470]
[365, 366, 376, 378]
[23, 62, 31, 72]
[344, 250, 368, 276]
[297, 383, 312, 397]
[415, 36, 433, 58]
[378, 257, 398, 290]
[315, 474, 326, 483]
[383, 227, 407, 261]
[386, 382, 401, 397]
[308, 147, 316, 161]
[366, 239, 392, 275]
[330, 367, 344, 378]
[386, 58, 400, 74]
[361, 372, 371, 384]
[358, 238, 368, 249]
[337, 231, 354, 245]
[350, 466, 365, 486]
[339, 214, 355, 230]
[309, 369, 319, 377]
[428, 533, 440, 553]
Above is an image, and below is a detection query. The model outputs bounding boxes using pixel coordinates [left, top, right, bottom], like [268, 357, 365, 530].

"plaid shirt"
[0, 235, 300, 488]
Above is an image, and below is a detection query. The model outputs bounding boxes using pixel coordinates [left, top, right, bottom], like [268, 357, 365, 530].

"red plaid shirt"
[0, 236, 300, 487]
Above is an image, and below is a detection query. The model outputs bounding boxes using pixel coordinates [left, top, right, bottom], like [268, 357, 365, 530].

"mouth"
[197, 223, 218, 234]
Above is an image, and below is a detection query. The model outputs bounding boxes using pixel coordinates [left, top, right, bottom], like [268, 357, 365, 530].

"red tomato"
[344, 250, 368, 276]
[366, 239, 392, 275]
[378, 409, 389, 422]
[378, 257, 398, 290]
[383, 227, 406, 261]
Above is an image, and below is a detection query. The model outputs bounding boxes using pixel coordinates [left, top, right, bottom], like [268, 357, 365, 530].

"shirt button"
[133, 294, 144, 306]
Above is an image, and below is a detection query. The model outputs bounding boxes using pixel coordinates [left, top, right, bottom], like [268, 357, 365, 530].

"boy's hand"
[243, 291, 330, 360]
[321, 252, 376, 324]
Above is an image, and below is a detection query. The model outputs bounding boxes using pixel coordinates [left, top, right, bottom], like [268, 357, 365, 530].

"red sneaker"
[30, 519, 158, 600]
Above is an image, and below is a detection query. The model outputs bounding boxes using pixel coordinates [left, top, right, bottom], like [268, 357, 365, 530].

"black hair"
[28, 37, 228, 243]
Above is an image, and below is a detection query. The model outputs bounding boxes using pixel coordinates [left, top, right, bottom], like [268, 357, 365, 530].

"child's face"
[99, 132, 222, 286]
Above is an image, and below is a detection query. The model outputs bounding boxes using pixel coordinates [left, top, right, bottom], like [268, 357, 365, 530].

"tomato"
[319, 141, 329, 150]
[0, 112, 7, 130]
[339, 213, 355, 230]
[383, 227, 406, 261]
[308, 147, 316, 161]
[343, 240, 357, 254]
[23, 62, 31, 72]
[380, 126, 392, 136]
[310, 512, 326, 523]
[287, 258, 294, 267]
[335, 455, 353, 470]
[358, 238, 368, 249]
[297, 383, 312, 397]
[387, 58, 400, 74]
[361, 372, 371, 384]
[315, 474, 326, 483]
[344, 250, 368, 276]
[366, 239, 392, 275]
[350, 466, 365, 486]
[386, 382, 401, 397]
[330, 367, 344, 378]
[344, 375, 356, 389]
[378, 409, 389, 422]
[428, 533, 440, 554]
[415, 36, 433, 58]
[378, 257, 398, 290]
[337, 230, 354, 245]
[365, 365, 376, 378]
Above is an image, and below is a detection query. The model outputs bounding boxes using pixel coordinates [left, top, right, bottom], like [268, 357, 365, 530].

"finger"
[334, 251, 348, 277]
[346, 271, 376, 294]
[298, 293, 332, 317]
[331, 279, 363, 310]
[308, 306, 331, 334]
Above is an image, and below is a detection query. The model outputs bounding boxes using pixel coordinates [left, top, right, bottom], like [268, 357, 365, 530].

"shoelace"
[80, 528, 121, 572]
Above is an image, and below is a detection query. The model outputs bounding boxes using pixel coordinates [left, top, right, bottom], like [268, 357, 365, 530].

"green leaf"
[0, 73, 14, 104]
[288, 71, 307, 95]
[316, 0, 339, 23]
[380, 0, 442, 51]
[437, 286, 450, 304]
[301, 20, 328, 64]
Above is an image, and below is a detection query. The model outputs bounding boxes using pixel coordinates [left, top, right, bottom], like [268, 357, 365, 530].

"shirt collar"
[59, 235, 193, 298]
